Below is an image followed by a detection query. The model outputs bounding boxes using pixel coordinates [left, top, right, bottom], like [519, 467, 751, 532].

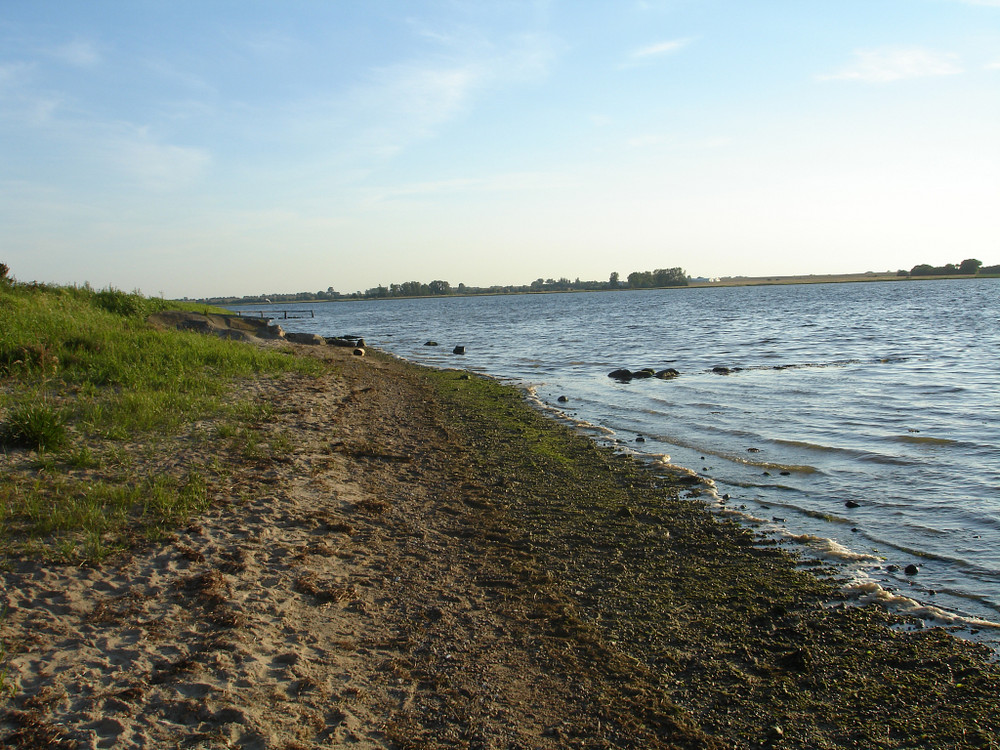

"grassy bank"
[0, 280, 321, 561]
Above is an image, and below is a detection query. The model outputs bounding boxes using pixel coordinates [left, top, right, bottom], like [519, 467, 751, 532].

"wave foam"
[845, 581, 1000, 630]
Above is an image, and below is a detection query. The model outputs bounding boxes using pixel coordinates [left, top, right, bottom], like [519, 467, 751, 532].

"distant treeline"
[898, 259, 999, 277]
[198, 268, 688, 305]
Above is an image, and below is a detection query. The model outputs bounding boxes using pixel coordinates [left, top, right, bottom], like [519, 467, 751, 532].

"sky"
[2, 1, 999, 299]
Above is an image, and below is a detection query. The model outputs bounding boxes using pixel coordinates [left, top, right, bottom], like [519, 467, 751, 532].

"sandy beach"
[2, 331, 999, 749]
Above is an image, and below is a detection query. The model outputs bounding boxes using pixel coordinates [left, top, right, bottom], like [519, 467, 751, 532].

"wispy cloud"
[112, 138, 211, 190]
[987, 60, 1000, 69]
[627, 133, 674, 148]
[333, 31, 557, 160]
[359, 171, 576, 206]
[0, 61, 30, 85]
[819, 48, 963, 83]
[621, 38, 691, 68]
[49, 38, 102, 67]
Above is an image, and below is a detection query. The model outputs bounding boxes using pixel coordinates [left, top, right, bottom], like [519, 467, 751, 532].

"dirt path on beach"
[2, 340, 999, 749]
[0, 347, 704, 748]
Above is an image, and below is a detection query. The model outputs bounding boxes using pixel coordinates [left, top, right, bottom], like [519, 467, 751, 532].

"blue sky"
[2, 1, 998, 298]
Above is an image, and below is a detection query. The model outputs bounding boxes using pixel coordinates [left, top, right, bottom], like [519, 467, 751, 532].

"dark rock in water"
[747, 447, 762, 453]
[845, 500, 860, 508]
[904, 564, 920, 576]
[631, 369, 654, 379]
[608, 369, 633, 382]
[886, 564, 900, 572]
[557, 395, 569, 403]
[712, 366, 732, 375]
[425, 341, 439, 346]
[780, 471, 791, 476]
[453, 346, 466, 355]
[654, 368, 680, 379]
[635, 436, 645, 443]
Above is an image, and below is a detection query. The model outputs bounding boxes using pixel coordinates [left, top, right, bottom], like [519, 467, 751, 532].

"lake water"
[233, 279, 1000, 650]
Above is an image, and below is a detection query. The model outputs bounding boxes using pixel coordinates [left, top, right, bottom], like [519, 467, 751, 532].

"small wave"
[524, 390, 617, 437]
[784, 533, 882, 563]
[844, 581, 1000, 630]
[891, 434, 958, 446]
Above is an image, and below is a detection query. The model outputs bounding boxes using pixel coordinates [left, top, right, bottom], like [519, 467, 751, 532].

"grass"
[0, 279, 324, 561]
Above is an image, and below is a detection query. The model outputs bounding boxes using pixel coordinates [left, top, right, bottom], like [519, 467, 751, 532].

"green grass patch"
[0, 278, 324, 561]
[0, 470, 209, 561]
[1, 398, 68, 451]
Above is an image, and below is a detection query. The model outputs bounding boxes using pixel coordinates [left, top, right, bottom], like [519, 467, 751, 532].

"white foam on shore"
[845, 580, 1000, 630]
[523, 386, 616, 436]
[785, 533, 881, 563]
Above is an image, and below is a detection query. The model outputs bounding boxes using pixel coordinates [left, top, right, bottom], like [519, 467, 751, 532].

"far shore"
[208, 271, 997, 307]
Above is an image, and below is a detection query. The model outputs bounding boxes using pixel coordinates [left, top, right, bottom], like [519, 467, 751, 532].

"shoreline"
[205, 272, 998, 307]
[3, 339, 999, 747]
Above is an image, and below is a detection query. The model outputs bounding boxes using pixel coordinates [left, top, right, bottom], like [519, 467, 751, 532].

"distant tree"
[609, 271, 620, 288]
[427, 279, 451, 295]
[958, 258, 982, 275]
[652, 267, 688, 287]
[627, 271, 654, 288]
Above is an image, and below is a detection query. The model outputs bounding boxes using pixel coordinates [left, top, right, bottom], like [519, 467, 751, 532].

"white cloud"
[987, 60, 1000, 69]
[820, 48, 963, 82]
[628, 133, 673, 148]
[0, 62, 34, 89]
[104, 129, 211, 190]
[336, 32, 557, 160]
[50, 38, 101, 67]
[621, 38, 691, 67]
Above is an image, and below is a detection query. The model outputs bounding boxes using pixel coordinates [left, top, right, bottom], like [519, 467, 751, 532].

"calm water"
[235, 279, 1000, 647]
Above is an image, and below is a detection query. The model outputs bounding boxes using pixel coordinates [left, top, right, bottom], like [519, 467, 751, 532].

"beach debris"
[327, 335, 365, 348]
[353, 348, 365, 356]
[286, 332, 327, 345]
